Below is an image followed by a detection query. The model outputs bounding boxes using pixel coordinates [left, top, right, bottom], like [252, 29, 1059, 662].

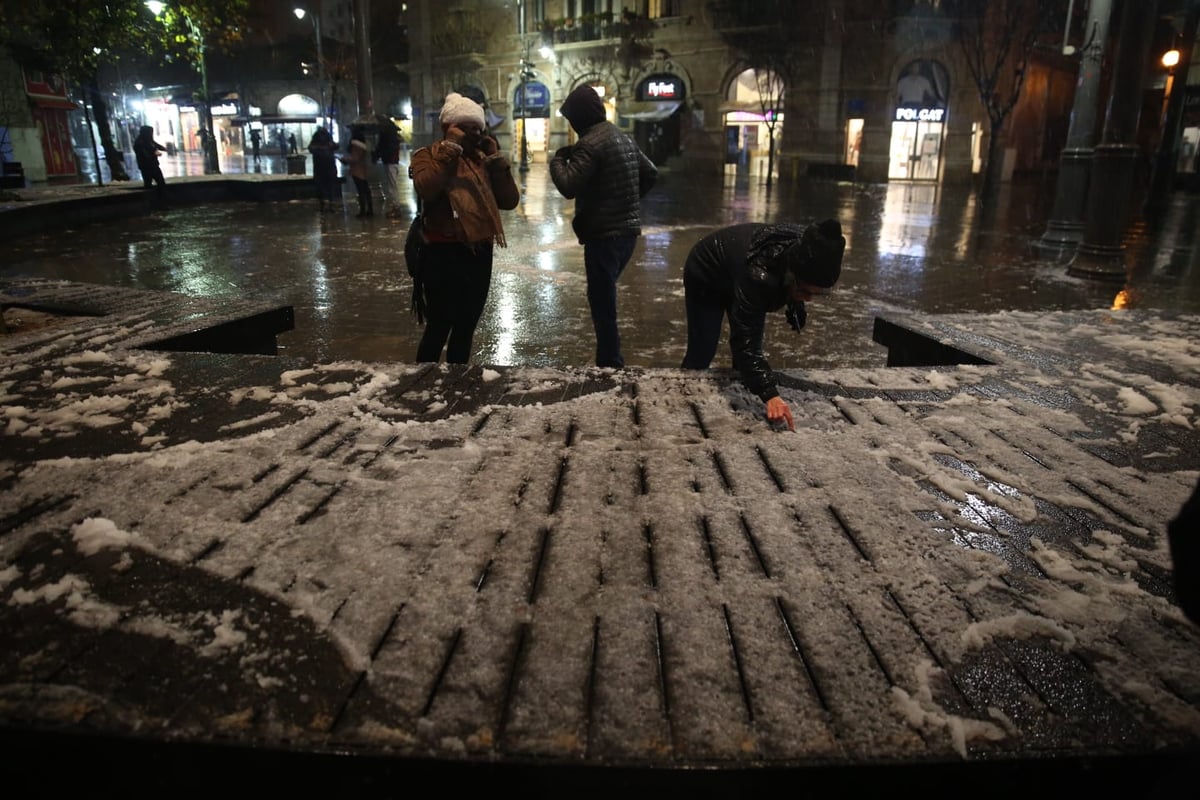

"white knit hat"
[439, 92, 485, 129]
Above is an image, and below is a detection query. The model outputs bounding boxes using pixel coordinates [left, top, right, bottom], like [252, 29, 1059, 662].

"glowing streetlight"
[1163, 49, 1181, 69]
[294, 5, 326, 130]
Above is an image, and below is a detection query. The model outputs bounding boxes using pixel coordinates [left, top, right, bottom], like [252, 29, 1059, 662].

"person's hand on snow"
[765, 396, 794, 432]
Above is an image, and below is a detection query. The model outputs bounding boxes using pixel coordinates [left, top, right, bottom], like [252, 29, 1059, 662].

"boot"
[365, 195, 375, 217]
[356, 198, 367, 218]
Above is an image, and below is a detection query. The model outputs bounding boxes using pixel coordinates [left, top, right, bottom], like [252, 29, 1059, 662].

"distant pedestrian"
[278, 130, 287, 158]
[249, 129, 262, 163]
[133, 125, 167, 193]
[288, 133, 298, 154]
[307, 127, 339, 212]
[409, 92, 519, 363]
[375, 115, 403, 218]
[679, 220, 846, 431]
[550, 84, 658, 368]
[340, 125, 374, 218]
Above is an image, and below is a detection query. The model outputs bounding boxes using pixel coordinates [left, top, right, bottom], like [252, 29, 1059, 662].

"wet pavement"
[4, 157, 1200, 373]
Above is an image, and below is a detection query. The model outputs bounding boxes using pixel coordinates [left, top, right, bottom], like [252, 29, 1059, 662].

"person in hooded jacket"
[550, 84, 658, 368]
[409, 92, 520, 364]
[681, 219, 847, 431]
[133, 125, 167, 192]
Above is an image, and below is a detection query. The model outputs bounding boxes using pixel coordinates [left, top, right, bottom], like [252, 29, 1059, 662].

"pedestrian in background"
[375, 115, 403, 219]
[307, 126, 339, 212]
[249, 128, 262, 165]
[133, 125, 167, 194]
[340, 125, 374, 218]
[679, 220, 846, 431]
[550, 84, 657, 369]
[409, 92, 519, 364]
[288, 133, 298, 154]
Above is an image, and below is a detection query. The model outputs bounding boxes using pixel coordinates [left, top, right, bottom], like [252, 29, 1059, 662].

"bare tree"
[955, 0, 1067, 202]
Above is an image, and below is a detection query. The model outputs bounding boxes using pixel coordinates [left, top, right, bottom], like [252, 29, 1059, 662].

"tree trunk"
[766, 128, 776, 188]
[85, 78, 131, 181]
[979, 121, 1008, 207]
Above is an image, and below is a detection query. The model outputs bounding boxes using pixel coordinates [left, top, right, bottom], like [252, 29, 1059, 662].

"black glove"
[785, 300, 807, 332]
[478, 136, 499, 157]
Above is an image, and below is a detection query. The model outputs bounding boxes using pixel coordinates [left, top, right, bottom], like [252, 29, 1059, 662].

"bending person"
[681, 220, 846, 431]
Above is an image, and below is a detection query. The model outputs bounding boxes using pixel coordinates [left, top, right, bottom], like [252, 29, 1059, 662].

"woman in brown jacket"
[410, 92, 520, 363]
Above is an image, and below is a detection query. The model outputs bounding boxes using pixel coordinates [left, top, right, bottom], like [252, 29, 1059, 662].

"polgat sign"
[895, 107, 946, 122]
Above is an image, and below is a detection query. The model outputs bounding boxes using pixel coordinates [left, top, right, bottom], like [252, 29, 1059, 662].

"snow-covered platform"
[2, 279, 1198, 795]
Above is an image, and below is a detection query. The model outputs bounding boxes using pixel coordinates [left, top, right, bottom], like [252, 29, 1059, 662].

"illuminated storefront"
[513, 79, 551, 164]
[620, 73, 684, 166]
[888, 59, 950, 181]
[721, 68, 782, 179]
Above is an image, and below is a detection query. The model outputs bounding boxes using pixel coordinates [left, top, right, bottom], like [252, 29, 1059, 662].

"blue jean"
[584, 234, 638, 368]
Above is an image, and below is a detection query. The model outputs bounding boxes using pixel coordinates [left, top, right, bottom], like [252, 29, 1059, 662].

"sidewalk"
[2, 246, 1199, 799]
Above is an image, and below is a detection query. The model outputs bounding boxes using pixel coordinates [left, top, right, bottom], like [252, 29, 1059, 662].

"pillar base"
[1035, 220, 1085, 262]
[1067, 243, 1127, 281]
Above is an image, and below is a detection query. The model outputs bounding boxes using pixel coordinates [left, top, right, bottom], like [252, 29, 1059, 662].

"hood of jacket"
[559, 85, 607, 134]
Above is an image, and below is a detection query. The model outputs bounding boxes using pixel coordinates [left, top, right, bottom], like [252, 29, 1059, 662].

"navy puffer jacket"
[550, 118, 657, 243]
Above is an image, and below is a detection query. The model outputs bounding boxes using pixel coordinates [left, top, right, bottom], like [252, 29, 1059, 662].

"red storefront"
[24, 70, 79, 178]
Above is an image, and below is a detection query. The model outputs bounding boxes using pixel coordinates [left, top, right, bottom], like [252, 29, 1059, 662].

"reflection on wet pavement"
[3, 163, 1199, 370]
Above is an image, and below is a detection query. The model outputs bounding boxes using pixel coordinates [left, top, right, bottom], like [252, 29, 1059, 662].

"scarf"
[446, 154, 507, 248]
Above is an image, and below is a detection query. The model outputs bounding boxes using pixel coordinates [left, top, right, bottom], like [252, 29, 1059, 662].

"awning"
[231, 116, 317, 126]
[618, 100, 681, 122]
[27, 93, 80, 111]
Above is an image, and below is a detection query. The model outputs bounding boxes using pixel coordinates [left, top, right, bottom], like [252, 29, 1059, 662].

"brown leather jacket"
[411, 140, 519, 245]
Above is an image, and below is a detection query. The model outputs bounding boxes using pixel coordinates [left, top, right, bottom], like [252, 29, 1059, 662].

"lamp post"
[1146, 1, 1200, 223]
[145, 0, 219, 174]
[518, 54, 532, 173]
[294, 5, 326, 130]
[134, 82, 145, 126]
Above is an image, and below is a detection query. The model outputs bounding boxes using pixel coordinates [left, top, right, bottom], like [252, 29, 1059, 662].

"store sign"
[637, 74, 685, 102]
[514, 81, 550, 118]
[211, 103, 238, 116]
[895, 107, 945, 122]
[646, 81, 678, 99]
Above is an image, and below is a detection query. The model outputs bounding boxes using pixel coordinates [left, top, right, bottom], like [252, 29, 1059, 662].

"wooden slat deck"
[2, 279, 1198, 794]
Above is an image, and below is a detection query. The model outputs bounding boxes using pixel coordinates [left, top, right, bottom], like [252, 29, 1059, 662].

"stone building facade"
[402, 0, 1075, 185]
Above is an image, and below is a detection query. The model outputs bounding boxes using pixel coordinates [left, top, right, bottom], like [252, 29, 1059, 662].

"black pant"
[416, 241, 493, 364]
[138, 159, 165, 190]
[352, 177, 372, 214]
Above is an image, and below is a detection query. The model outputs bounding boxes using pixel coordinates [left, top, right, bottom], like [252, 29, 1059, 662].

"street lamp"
[1146, 45, 1189, 221]
[134, 83, 145, 126]
[294, 5, 326, 130]
[145, 0, 219, 174]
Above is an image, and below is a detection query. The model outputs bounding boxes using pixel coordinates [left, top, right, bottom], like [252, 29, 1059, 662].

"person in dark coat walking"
[410, 92, 520, 364]
[133, 125, 167, 192]
[550, 84, 657, 368]
[307, 127, 339, 212]
[680, 220, 846, 431]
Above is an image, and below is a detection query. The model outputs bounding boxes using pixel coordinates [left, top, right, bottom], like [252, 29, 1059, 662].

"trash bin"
[286, 154, 307, 175]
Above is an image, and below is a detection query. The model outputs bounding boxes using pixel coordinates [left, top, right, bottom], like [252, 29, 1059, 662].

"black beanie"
[559, 84, 606, 132]
[781, 218, 845, 288]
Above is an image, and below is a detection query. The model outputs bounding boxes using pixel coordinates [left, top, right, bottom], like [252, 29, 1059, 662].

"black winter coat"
[549, 120, 657, 243]
[684, 223, 808, 402]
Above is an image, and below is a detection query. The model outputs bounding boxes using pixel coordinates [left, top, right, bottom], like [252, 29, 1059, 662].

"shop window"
[845, 118, 863, 166]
